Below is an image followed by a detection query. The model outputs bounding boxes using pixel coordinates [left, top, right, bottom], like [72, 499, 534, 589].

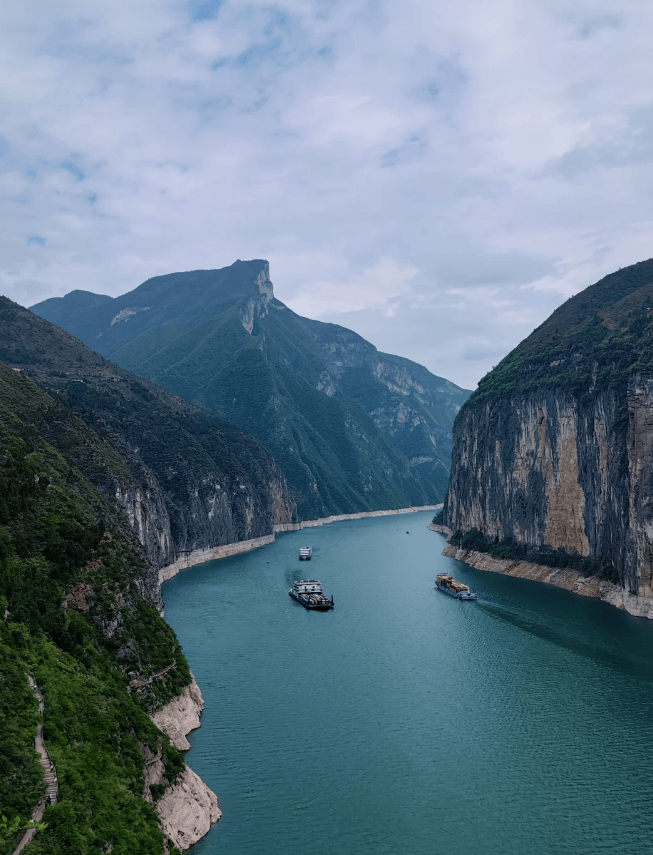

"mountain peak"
[31, 259, 274, 357]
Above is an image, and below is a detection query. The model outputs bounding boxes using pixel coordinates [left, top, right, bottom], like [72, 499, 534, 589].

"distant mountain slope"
[32, 261, 470, 518]
[443, 257, 653, 611]
[1, 296, 296, 571]
[30, 288, 113, 333]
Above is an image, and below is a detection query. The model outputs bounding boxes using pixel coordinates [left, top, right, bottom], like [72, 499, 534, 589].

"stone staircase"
[28, 676, 58, 806]
[11, 678, 58, 855]
[38, 736, 58, 806]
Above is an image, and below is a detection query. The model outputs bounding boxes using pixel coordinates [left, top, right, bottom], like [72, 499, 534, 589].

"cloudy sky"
[2, 0, 653, 389]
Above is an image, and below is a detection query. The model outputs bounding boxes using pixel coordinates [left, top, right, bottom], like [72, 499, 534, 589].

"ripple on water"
[163, 514, 653, 855]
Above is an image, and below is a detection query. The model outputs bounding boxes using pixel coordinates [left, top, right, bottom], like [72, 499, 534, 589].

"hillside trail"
[11, 676, 58, 855]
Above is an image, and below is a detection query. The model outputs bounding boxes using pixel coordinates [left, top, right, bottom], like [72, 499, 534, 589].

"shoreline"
[160, 504, 441, 584]
[429, 528, 653, 619]
[153, 503, 440, 850]
[147, 676, 221, 852]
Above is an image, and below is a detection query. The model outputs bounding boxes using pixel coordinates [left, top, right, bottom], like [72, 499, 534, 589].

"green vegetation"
[451, 528, 619, 583]
[432, 509, 444, 525]
[0, 364, 191, 854]
[0, 293, 296, 571]
[31, 261, 470, 519]
[0, 641, 45, 849]
[471, 258, 653, 402]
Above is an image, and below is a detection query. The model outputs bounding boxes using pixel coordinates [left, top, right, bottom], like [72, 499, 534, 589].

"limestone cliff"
[0, 296, 297, 601]
[150, 676, 205, 751]
[444, 257, 653, 607]
[147, 676, 221, 852]
[156, 766, 221, 852]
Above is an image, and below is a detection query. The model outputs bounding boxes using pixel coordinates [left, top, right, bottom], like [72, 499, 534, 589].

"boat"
[299, 546, 312, 560]
[436, 573, 477, 600]
[289, 580, 334, 610]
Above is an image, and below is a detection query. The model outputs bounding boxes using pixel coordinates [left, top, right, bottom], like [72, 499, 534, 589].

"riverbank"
[147, 675, 221, 852]
[154, 504, 439, 849]
[434, 535, 653, 619]
[160, 505, 442, 584]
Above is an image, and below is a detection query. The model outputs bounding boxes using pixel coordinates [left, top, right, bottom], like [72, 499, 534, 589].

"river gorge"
[162, 511, 653, 855]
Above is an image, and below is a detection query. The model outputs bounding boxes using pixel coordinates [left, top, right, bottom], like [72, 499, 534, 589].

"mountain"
[31, 260, 470, 519]
[442, 257, 653, 611]
[0, 296, 302, 852]
[0, 296, 296, 574]
[0, 361, 196, 854]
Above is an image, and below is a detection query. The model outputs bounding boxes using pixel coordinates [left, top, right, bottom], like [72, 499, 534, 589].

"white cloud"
[286, 256, 419, 317]
[1, 0, 653, 388]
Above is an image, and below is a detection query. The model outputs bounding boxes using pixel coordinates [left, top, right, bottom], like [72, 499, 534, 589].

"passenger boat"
[436, 573, 477, 600]
[299, 547, 312, 560]
[289, 580, 334, 610]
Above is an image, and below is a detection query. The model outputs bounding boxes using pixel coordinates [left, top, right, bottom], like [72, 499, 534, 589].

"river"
[162, 511, 653, 855]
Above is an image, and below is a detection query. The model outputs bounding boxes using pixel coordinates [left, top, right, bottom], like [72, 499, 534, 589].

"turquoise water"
[162, 512, 653, 855]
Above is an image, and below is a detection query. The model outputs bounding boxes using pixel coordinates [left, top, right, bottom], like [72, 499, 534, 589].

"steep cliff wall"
[0, 362, 210, 853]
[445, 258, 653, 603]
[0, 296, 297, 586]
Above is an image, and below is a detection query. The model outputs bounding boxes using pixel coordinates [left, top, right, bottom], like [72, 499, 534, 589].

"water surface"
[162, 512, 653, 855]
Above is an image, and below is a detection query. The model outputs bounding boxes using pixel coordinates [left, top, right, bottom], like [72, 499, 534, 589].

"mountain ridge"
[32, 260, 470, 519]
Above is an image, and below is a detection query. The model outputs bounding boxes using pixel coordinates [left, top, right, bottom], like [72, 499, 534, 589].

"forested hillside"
[32, 260, 469, 518]
[0, 364, 188, 855]
[0, 296, 296, 572]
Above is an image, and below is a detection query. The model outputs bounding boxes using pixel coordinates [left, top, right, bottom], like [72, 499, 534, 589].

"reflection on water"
[163, 512, 653, 855]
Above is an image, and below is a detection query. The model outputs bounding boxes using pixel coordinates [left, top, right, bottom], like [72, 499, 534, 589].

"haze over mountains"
[33, 260, 470, 519]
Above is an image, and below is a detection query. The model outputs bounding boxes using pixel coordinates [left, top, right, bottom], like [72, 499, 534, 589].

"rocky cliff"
[31, 260, 469, 518]
[444, 257, 653, 606]
[147, 676, 221, 850]
[0, 361, 214, 853]
[0, 296, 296, 582]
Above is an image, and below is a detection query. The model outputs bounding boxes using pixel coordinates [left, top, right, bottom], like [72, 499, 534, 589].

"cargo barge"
[436, 573, 477, 600]
[289, 580, 334, 610]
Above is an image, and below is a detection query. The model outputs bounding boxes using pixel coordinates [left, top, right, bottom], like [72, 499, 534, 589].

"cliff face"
[147, 676, 222, 850]
[32, 260, 469, 518]
[445, 257, 653, 599]
[0, 297, 296, 579]
[0, 361, 208, 852]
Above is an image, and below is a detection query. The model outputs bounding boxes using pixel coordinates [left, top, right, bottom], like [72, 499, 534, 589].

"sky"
[2, 1, 653, 390]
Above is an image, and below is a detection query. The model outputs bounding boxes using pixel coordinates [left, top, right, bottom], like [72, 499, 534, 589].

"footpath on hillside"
[11, 676, 58, 855]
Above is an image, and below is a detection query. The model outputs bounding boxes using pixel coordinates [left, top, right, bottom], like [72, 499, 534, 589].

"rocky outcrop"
[149, 676, 205, 751]
[239, 264, 273, 333]
[428, 522, 452, 537]
[148, 676, 221, 851]
[444, 258, 653, 608]
[156, 766, 221, 853]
